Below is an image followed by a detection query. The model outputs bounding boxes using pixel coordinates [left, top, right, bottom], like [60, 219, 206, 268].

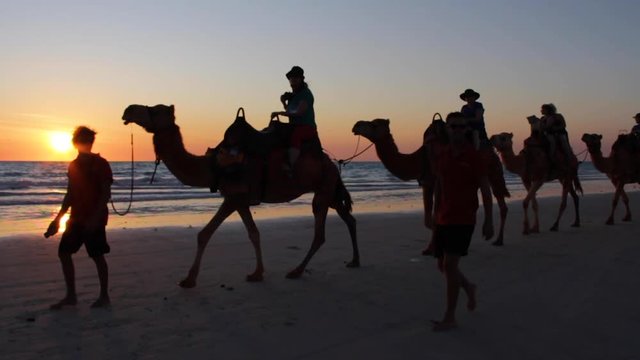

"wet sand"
[1, 192, 639, 359]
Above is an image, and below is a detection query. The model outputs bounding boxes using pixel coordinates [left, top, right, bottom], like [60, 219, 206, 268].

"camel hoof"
[550, 224, 559, 232]
[531, 227, 540, 234]
[622, 216, 631, 222]
[246, 273, 264, 282]
[286, 269, 304, 279]
[492, 240, 504, 247]
[571, 222, 580, 228]
[605, 218, 614, 225]
[522, 229, 530, 236]
[345, 260, 360, 268]
[178, 278, 196, 289]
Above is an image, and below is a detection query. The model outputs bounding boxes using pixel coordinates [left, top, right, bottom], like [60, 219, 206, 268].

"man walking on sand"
[427, 112, 494, 331]
[45, 126, 113, 309]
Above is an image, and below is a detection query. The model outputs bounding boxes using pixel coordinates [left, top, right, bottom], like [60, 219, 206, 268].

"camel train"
[121, 104, 640, 286]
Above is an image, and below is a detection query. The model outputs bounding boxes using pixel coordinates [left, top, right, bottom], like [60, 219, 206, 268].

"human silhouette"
[459, 89, 487, 150]
[45, 126, 113, 309]
[429, 112, 494, 331]
[271, 66, 318, 175]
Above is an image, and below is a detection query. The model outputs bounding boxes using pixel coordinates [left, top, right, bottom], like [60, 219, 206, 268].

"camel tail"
[573, 173, 584, 195]
[334, 177, 353, 213]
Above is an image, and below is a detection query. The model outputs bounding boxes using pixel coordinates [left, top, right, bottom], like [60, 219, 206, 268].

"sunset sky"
[1, 0, 639, 161]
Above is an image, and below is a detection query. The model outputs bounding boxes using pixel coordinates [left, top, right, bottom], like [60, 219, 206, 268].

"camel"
[581, 133, 640, 224]
[122, 104, 359, 287]
[351, 118, 510, 246]
[490, 132, 582, 234]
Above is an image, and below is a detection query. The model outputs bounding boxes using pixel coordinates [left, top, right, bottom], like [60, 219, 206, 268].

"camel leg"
[569, 186, 581, 227]
[179, 200, 235, 288]
[531, 196, 540, 233]
[287, 196, 329, 279]
[492, 196, 508, 246]
[335, 205, 360, 268]
[550, 181, 570, 231]
[621, 185, 632, 222]
[236, 206, 265, 282]
[607, 184, 624, 225]
[522, 181, 543, 235]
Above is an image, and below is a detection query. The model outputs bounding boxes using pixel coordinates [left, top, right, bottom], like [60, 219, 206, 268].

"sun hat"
[459, 89, 480, 101]
[286, 66, 304, 79]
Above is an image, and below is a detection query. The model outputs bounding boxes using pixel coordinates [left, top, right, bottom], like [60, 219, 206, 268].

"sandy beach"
[2, 191, 640, 360]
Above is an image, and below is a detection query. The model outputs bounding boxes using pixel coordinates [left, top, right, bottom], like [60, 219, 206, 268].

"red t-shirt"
[67, 153, 113, 226]
[434, 143, 487, 225]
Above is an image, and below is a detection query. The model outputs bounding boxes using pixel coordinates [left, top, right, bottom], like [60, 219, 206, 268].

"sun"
[49, 132, 73, 153]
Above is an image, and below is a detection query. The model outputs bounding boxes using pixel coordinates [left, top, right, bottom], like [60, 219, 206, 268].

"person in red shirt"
[428, 112, 494, 331]
[45, 126, 113, 309]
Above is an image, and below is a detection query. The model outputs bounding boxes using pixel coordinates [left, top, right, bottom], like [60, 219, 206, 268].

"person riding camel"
[271, 66, 318, 175]
[530, 103, 574, 168]
[459, 89, 487, 150]
[632, 113, 640, 137]
[629, 113, 640, 153]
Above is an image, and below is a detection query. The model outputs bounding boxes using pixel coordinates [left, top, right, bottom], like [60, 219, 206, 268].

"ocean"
[0, 160, 617, 237]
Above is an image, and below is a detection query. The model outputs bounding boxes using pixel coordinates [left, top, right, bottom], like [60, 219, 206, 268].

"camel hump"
[613, 133, 640, 153]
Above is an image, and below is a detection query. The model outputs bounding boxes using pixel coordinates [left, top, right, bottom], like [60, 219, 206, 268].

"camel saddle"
[612, 134, 640, 182]
[206, 109, 322, 200]
[523, 133, 576, 180]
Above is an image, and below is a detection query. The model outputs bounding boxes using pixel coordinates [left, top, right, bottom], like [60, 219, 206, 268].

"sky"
[1, 0, 639, 161]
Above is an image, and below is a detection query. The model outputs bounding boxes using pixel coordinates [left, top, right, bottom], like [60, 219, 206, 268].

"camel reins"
[327, 135, 374, 174]
[110, 129, 135, 216]
[142, 106, 163, 185]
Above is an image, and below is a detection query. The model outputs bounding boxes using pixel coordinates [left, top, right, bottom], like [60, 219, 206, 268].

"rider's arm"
[273, 100, 308, 118]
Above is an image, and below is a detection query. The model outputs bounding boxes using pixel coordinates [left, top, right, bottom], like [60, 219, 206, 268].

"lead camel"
[122, 104, 359, 287]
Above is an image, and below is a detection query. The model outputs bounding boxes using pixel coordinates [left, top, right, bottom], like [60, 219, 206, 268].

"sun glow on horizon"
[49, 132, 73, 153]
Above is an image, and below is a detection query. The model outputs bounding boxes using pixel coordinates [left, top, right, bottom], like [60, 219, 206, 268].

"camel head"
[122, 104, 176, 133]
[490, 132, 514, 152]
[352, 119, 391, 143]
[581, 133, 603, 152]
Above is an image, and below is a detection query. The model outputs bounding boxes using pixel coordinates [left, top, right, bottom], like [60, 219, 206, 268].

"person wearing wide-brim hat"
[459, 89, 486, 149]
[632, 113, 640, 136]
[271, 66, 318, 175]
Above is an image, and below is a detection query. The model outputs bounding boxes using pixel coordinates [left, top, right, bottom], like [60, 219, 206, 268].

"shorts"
[290, 125, 318, 149]
[59, 222, 110, 258]
[432, 224, 475, 258]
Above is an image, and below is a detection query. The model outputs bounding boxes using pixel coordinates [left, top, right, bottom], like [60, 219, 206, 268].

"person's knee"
[58, 252, 72, 261]
[443, 256, 459, 274]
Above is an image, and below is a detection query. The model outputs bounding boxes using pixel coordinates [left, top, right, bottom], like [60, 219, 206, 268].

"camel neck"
[498, 147, 524, 176]
[374, 133, 424, 181]
[152, 125, 214, 188]
[587, 146, 611, 174]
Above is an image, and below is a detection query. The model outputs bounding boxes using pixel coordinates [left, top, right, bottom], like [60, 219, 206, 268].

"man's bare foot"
[466, 284, 477, 311]
[50, 296, 77, 310]
[90, 296, 111, 309]
[431, 319, 458, 332]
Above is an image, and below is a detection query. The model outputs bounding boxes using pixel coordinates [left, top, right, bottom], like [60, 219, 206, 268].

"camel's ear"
[383, 119, 390, 125]
[508, 132, 513, 137]
[169, 105, 175, 115]
[597, 134, 602, 140]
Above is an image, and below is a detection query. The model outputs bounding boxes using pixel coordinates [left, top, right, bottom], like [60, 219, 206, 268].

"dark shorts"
[433, 224, 475, 258]
[59, 223, 110, 258]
